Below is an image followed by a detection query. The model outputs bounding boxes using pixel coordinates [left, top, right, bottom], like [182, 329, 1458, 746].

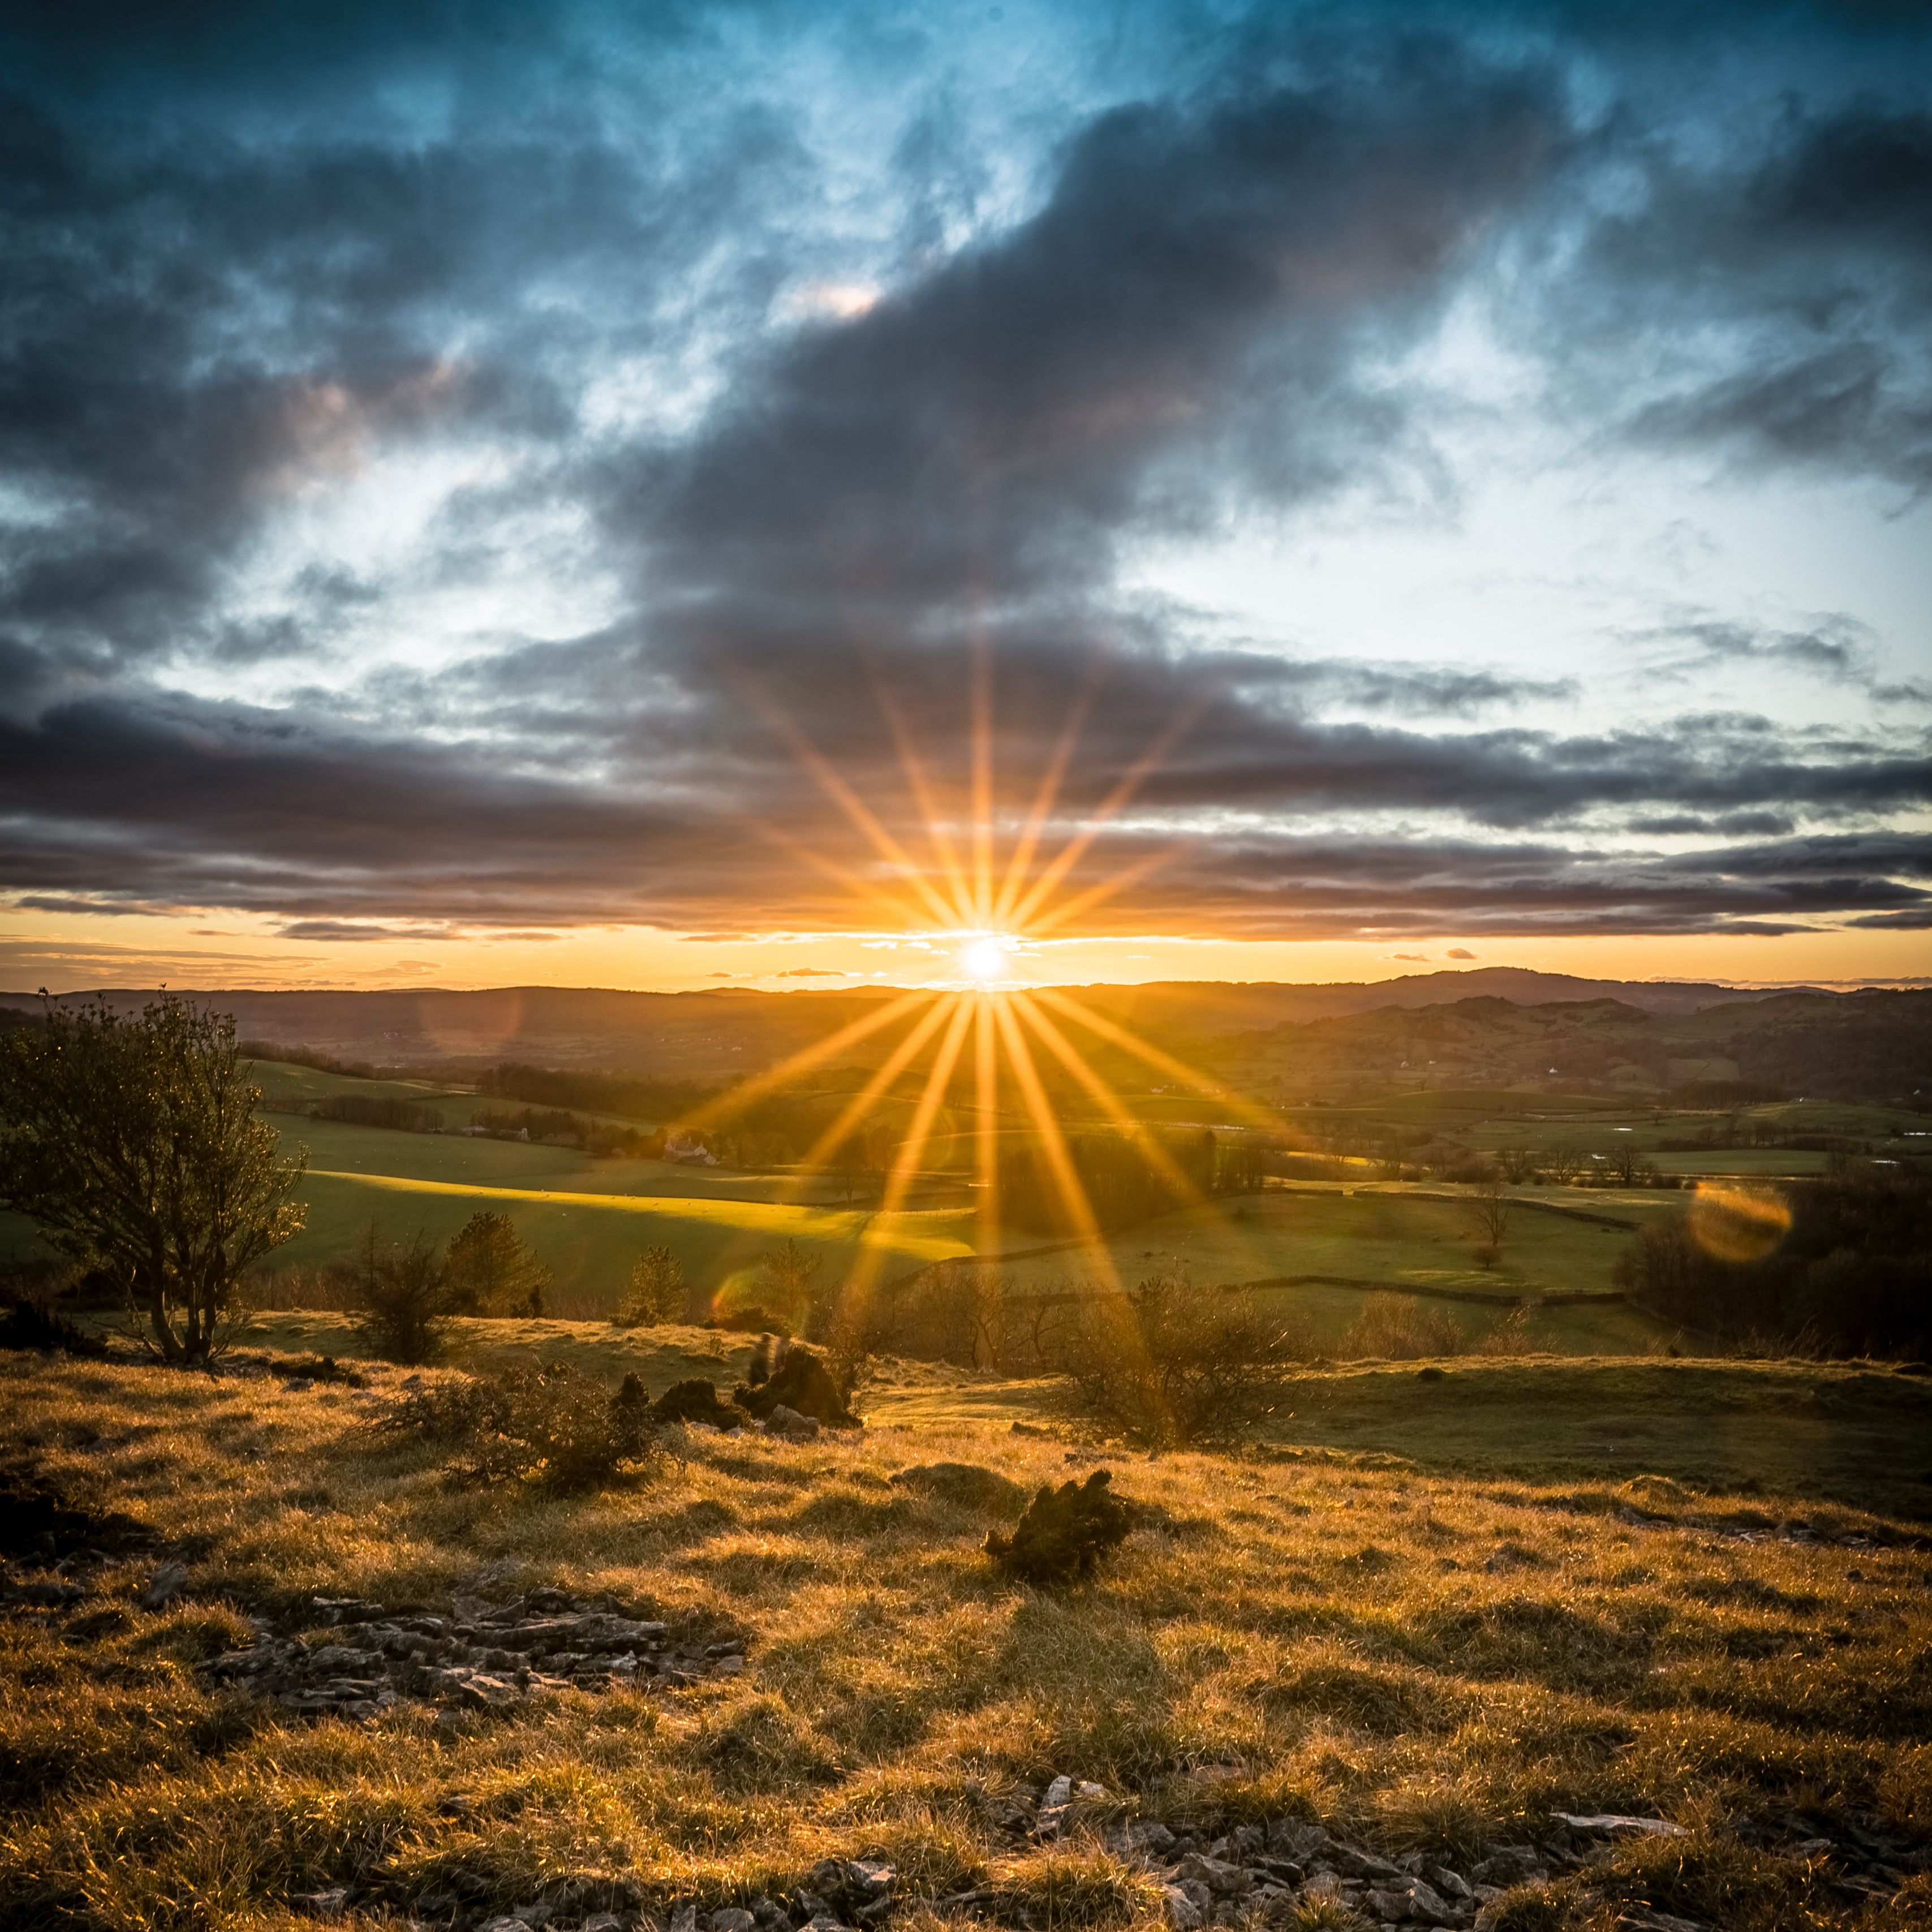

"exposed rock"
[139, 1560, 190, 1610]
[655, 1379, 746, 1430]
[1163, 1881, 1209, 1929]
[12, 1579, 85, 1607]
[1552, 1813, 1687, 1839]
[1174, 1854, 1251, 1897]
[762, 1404, 820, 1443]
[198, 1587, 742, 1719]
[735, 1343, 860, 1428]
[1470, 1850, 1544, 1887]
[1125, 1821, 1178, 1856]
[291, 1889, 348, 1920]
[712, 1911, 758, 1932]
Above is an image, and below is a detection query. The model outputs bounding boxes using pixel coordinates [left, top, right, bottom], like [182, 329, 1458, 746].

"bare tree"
[1463, 1177, 1515, 1266]
[1543, 1142, 1585, 1186]
[0, 993, 305, 1362]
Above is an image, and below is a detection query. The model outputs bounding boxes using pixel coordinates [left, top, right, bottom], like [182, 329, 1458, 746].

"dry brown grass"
[1, 1337, 1928, 1931]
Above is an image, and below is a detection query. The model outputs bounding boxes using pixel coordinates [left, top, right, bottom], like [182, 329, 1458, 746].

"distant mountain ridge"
[0, 967, 1857, 1079]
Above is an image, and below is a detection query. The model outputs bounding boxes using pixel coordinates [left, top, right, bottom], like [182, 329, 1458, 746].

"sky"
[1, 0, 1929, 995]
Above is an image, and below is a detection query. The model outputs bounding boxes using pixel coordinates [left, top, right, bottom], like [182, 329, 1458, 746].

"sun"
[958, 933, 1013, 983]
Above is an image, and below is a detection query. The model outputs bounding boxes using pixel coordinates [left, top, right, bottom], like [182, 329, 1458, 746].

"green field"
[972, 1184, 1681, 1351]
[6, 1057, 1883, 1346]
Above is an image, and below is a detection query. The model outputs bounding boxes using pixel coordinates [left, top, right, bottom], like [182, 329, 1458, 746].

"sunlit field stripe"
[303, 1169, 961, 1254]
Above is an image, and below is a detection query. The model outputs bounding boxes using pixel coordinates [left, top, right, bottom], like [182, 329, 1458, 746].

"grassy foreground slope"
[2, 1344, 1929, 1931]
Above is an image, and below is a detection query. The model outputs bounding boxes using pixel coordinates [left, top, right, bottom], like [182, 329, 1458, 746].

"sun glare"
[958, 934, 1012, 983]
[672, 645, 1284, 1352]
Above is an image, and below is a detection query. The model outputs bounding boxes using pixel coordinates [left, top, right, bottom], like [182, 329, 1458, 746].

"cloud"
[277, 920, 451, 943]
[0, 5, 1926, 958]
[1445, 948, 1477, 959]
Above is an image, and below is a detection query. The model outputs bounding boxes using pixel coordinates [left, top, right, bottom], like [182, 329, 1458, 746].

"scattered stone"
[139, 1560, 190, 1610]
[196, 1586, 744, 1719]
[12, 1578, 85, 1606]
[1174, 1854, 1251, 1897]
[761, 1404, 821, 1443]
[1125, 1821, 1178, 1856]
[669, 1903, 699, 1932]
[291, 1888, 348, 1920]
[712, 1910, 758, 1932]
[1471, 1849, 1543, 1887]
[1163, 1882, 1209, 1929]
[1552, 1813, 1688, 1839]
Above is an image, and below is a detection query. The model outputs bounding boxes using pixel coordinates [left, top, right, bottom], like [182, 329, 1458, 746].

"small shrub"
[1475, 1883, 1564, 1932]
[1055, 1268, 1310, 1446]
[985, 1469, 1131, 1584]
[616, 1244, 687, 1326]
[351, 1223, 463, 1364]
[380, 1362, 660, 1490]
[1474, 1304, 1534, 1357]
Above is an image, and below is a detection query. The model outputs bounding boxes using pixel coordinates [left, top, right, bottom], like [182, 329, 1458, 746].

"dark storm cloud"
[0, 56, 804, 670]
[3, 677, 1925, 941]
[1546, 96, 1932, 490]
[0, 1, 1926, 948]
[633, 45, 1566, 610]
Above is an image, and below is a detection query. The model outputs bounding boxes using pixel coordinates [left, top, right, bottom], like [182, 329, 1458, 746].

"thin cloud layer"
[0, 1, 1927, 951]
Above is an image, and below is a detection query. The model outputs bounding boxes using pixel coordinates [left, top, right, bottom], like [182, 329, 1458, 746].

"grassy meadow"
[3, 1332, 1930, 1931]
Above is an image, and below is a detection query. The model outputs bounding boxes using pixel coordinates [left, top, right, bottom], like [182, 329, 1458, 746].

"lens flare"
[1688, 1181, 1792, 1263]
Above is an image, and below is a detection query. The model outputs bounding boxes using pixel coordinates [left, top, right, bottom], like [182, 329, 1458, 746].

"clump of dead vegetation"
[984, 1468, 1132, 1584]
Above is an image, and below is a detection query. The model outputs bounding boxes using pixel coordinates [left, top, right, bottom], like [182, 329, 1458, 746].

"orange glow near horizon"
[676, 655, 1310, 1345]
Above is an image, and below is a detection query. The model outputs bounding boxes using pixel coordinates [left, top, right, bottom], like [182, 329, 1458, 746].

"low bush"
[1055, 1269, 1310, 1445]
[379, 1362, 660, 1490]
[0, 1297, 109, 1358]
[351, 1225, 463, 1365]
